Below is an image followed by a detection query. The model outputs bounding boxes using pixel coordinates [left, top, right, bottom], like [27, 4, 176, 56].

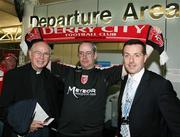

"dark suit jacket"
[0, 63, 64, 135]
[118, 69, 180, 137]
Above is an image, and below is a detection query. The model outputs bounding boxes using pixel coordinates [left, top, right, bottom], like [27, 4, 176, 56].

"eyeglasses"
[33, 51, 50, 58]
[78, 51, 94, 57]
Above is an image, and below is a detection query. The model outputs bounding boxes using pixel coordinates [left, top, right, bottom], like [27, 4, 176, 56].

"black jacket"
[118, 70, 180, 137]
[0, 63, 64, 135]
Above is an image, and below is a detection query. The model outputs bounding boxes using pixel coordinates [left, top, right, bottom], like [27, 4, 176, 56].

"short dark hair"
[78, 42, 97, 53]
[122, 39, 146, 55]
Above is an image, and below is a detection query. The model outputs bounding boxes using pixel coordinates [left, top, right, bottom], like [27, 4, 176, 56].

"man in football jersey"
[51, 42, 122, 137]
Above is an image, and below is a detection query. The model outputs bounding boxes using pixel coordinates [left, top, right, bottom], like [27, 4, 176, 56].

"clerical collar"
[36, 71, 41, 74]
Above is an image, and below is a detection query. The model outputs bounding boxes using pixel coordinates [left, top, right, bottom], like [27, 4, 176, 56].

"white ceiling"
[0, 0, 66, 43]
[0, 0, 20, 28]
[0, 0, 67, 28]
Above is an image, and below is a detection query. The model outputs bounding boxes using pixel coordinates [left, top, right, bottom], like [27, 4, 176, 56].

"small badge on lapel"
[81, 75, 88, 84]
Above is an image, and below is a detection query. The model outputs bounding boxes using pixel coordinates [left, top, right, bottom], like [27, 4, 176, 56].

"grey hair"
[78, 42, 97, 53]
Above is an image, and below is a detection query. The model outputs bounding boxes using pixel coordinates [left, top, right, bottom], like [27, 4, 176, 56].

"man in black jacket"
[0, 28, 64, 137]
[118, 39, 180, 137]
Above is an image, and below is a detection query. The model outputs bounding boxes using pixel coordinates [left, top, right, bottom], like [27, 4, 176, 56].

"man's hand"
[29, 120, 44, 133]
[152, 26, 162, 34]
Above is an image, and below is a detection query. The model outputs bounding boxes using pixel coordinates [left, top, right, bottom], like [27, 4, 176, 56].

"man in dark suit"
[0, 28, 63, 137]
[117, 39, 180, 137]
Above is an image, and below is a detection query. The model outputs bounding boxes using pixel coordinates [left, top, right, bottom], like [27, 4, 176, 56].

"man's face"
[29, 41, 51, 71]
[123, 44, 147, 75]
[5, 57, 17, 70]
[78, 43, 97, 70]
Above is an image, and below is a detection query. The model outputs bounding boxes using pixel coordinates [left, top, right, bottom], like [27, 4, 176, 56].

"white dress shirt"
[120, 68, 145, 137]
[122, 68, 145, 117]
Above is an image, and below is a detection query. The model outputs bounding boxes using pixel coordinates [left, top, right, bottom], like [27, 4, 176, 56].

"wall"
[166, 0, 180, 98]
[53, 43, 79, 64]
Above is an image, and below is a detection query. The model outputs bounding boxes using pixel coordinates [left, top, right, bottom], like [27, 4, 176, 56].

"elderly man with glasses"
[0, 28, 63, 137]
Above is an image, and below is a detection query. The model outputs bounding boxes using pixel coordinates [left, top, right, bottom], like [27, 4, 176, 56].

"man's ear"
[28, 50, 32, 60]
[94, 52, 97, 60]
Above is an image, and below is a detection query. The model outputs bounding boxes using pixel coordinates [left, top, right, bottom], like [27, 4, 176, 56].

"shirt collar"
[128, 68, 145, 83]
[36, 71, 41, 74]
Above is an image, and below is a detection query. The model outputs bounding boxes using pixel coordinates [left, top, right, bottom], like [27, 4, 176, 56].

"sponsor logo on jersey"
[67, 86, 96, 98]
[81, 75, 88, 84]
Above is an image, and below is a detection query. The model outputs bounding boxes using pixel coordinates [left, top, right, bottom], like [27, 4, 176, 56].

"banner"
[40, 25, 150, 43]
[24, 24, 168, 65]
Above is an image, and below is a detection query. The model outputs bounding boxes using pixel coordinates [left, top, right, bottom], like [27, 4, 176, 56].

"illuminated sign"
[30, 3, 179, 27]
[31, 10, 112, 27]
[123, 3, 179, 20]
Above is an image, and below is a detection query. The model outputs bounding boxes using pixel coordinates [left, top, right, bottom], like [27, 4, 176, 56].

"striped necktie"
[121, 77, 134, 137]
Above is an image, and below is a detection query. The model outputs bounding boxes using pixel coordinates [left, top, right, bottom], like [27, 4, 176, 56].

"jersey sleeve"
[51, 62, 74, 80]
[103, 65, 123, 86]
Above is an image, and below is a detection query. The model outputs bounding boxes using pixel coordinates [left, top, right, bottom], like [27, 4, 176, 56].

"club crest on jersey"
[81, 75, 88, 84]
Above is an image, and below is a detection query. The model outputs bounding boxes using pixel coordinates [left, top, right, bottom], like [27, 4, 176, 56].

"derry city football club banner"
[41, 25, 150, 43]
[22, 24, 168, 65]
[39, 24, 164, 55]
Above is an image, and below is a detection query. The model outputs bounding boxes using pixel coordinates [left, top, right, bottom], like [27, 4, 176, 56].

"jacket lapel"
[130, 70, 150, 114]
[42, 68, 52, 115]
[119, 75, 128, 105]
[26, 64, 34, 97]
[118, 75, 128, 116]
